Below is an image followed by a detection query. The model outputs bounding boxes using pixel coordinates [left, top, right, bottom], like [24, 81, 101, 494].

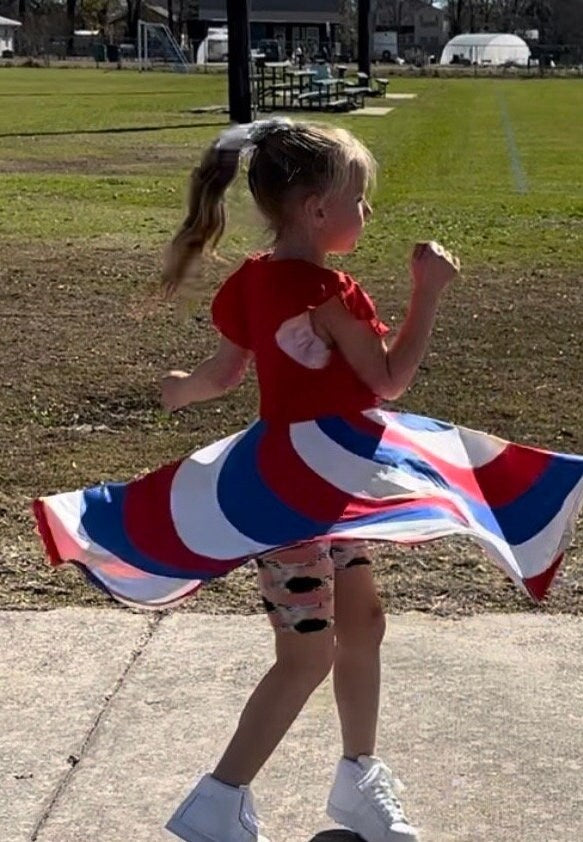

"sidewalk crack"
[30, 611, 164, 841]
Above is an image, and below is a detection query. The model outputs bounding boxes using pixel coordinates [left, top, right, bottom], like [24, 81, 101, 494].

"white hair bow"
[215, 118, 291, 153]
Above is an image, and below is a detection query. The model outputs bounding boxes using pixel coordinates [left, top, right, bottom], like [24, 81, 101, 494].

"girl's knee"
[370, 604, 387, 646]
[275, 630, 335, 688]
[336, 600, 386, 649]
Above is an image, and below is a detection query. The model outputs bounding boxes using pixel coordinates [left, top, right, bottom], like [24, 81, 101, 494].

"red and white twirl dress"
[33, 257, 583, 609]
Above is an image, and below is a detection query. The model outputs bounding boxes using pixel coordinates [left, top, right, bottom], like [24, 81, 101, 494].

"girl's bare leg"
[213, 626, 335, 786]
[214, 543, 336, 786]
[333, 564, 386, 759]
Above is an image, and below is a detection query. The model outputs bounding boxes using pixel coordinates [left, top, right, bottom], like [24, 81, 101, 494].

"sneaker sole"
[326, 801, 418, 842]
[165, 813, 270, 842]
[326, 801, 363, 836]
[165, 814, 216, 842]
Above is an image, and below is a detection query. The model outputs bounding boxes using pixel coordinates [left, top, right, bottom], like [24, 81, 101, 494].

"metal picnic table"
[285, 68, 317, 98]
[253, 60, 293, 110]
[252, 57, 373, 114]
[313, 77, 345, 108]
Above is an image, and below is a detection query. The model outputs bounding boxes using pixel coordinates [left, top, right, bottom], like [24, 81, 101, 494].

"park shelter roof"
[199, 1, 342, 25]
[0, 16, 22, 26]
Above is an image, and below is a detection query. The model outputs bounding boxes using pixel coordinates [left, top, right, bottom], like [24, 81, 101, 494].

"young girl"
[33, 120, 583, 842]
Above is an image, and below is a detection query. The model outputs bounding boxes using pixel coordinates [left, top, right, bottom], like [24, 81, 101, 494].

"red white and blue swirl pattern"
[33, 409, 583, 609]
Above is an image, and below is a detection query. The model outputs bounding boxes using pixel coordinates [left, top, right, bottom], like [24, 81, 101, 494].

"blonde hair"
[162, 121, 376, 296]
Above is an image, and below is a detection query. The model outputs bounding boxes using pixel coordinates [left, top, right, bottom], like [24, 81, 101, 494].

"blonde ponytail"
[162, 144, 240, 297]
[162, 119, 376, 299]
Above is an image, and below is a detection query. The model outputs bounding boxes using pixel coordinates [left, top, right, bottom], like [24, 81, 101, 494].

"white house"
[0, 15, 21, 54]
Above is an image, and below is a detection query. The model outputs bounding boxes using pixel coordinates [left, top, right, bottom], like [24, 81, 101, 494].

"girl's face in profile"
[319, 172, 373, 255]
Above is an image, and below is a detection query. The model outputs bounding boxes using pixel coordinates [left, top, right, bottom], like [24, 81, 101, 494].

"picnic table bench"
[343, 85, 374, 107]
[297, 90, 351, 113]
[375, 77, 390, 96]
[313, 77, 345, 106]
[262, 82, 298, 109]
[350, 72, 389, 98]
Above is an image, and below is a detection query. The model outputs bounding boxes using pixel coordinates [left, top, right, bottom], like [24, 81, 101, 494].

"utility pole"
[226, 0, 252, 123]
[358, 0, 373, 77]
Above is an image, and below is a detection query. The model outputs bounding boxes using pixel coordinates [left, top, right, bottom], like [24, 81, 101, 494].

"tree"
[445, 0, 466, 35]
[66, 0, 76, 54]
[476, 0, 497, 30]
[126, 0, 141, 39]
[80, 0, 109, 31]
[436, 0, 539, 36]
[376, 0, 407, 29]
[338, 0, 357, 56]
[179, 0, 198, 30]
[18, 0, 67, 54]
[536, 0, 582, 44]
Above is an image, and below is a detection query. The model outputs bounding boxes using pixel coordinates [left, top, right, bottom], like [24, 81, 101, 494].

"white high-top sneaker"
[165, 774, 269, 842]
[326, 756, 419, 842]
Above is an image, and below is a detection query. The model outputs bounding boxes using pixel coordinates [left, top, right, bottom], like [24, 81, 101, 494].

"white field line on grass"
[498, 94, 529, 195]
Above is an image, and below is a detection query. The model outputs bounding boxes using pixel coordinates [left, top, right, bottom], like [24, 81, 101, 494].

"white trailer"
[373, 30, 398, 62]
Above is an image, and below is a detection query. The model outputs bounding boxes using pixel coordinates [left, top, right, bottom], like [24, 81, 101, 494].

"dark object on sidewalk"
[308, 831, 365, 842]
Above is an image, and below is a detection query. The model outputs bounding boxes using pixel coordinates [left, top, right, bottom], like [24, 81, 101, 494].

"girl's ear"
[303, 193, 327, 229]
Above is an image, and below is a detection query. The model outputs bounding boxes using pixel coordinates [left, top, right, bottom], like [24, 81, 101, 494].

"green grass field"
[1, 69, 581, 265]
[0, 68, 581, 613]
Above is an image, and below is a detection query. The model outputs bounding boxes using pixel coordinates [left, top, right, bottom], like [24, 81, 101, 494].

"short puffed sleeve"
[319, 271, 390, 337]
[211, 268, 250, 349]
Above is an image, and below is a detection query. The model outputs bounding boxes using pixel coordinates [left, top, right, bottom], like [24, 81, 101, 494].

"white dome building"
[440, 33, 530, 66]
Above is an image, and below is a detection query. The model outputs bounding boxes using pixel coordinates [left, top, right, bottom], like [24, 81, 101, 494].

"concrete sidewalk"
[2, 610, 582, 842]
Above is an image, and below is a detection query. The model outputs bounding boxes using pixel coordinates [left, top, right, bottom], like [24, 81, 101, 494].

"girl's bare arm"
[161, 337, 252, 411]
[313, 243, 459, 401]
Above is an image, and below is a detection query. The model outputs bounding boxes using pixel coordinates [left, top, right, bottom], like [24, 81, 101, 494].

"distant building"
[196, 1, 342, 58]
[0, 14, 21, 54]
[376, 0, 448, 57]
[108, 3, 178, 44]
[440, 33, 530, 66]
[414, 5, 449, 56]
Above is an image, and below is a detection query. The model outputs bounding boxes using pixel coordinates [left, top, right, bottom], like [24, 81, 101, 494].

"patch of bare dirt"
[0, 147, 190, 175]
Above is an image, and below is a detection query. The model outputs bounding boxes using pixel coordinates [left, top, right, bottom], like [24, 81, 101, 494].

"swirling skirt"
[33, 408, 583, 610]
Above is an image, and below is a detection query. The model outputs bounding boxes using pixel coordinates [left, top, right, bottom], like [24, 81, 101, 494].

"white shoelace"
[363, 763, 407, 823]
